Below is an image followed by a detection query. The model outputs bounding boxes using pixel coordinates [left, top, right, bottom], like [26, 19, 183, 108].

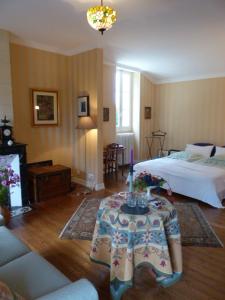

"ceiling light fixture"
[87, 0, 117, 35]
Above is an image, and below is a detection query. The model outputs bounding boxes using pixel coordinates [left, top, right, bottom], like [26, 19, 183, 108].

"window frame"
[116, 68, 133, 133]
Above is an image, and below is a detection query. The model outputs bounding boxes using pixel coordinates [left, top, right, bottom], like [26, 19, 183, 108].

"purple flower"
[0, 167, 20, 192]
[1, 180, 8, 187]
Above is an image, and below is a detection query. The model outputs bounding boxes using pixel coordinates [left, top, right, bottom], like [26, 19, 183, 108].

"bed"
[133, 146, 225, 208]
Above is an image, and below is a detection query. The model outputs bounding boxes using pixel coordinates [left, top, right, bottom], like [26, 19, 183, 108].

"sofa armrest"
[36, 279, 99, 300]
[0, 214, 4, 226]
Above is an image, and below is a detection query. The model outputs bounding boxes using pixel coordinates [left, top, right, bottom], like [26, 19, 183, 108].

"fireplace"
[0, 143, 28, 206]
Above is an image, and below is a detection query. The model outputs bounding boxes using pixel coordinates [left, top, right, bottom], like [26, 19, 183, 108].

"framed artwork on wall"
[103, 107, 109, 122]
[144, 106, 151, 119]
[77, 96, 90, 117]
[31, 89, 59, 126]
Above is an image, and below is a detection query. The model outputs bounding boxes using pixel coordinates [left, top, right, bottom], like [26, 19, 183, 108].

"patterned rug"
[59, 197, 223, 247]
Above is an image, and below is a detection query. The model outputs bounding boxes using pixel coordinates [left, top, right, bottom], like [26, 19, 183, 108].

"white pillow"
[185, 144, 214, 158]
[215, 146, 225, 156]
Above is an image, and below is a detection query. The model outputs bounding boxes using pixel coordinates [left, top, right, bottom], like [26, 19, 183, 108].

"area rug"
[59, 198, 223, 247]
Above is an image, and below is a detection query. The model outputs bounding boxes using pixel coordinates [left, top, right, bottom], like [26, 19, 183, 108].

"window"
[116, 68, 133, 132]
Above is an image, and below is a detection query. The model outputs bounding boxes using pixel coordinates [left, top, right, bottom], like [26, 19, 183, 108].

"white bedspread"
[134, 158, 225, 208]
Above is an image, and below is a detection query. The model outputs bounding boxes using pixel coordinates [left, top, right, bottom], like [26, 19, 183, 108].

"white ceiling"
[1, 0, 225, 83]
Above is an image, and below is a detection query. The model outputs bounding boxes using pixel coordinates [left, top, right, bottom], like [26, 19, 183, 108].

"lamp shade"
[87, 1, 117, 35]
[77, 116, 96, 129]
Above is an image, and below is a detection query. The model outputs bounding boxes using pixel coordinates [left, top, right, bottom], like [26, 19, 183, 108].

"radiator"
[116, 133, 134, 165]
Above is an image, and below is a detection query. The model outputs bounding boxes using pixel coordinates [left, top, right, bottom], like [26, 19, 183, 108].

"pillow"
[168, 151, 204, 162]
[215, 146, 225, 156]
[185, 144, 214, 158]
[0, 281, 24, 300]
[194, 143, 216, 156]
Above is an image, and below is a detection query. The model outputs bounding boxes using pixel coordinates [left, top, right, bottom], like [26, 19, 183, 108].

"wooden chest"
[28, 165, 71, 203]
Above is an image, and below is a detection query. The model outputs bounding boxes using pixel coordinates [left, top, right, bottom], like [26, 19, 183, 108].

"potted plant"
[0, 166, 20, 224]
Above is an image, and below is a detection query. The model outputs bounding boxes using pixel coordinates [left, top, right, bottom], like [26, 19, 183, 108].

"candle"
[130, 147, 134, 165]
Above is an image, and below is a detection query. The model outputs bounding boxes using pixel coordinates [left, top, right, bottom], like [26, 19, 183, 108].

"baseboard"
[95, 182, 105, 191]
[72, 177, 105, 191]
[71, 176, 86, 186]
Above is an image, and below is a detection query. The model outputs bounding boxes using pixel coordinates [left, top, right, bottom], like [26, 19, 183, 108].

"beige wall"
[139, 74, 155, 160]
[103, 64, 116, 146]
[72, 49, 103, 187]
[10, 44, 73, 167]
[10, 44, 104, 188]
[10, 44, 104, 187]
[0, 30, 13, 122]
[154, 77, 225, 151]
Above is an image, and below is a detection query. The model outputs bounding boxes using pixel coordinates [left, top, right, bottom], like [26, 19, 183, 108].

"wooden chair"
[104, 143, 120, 174]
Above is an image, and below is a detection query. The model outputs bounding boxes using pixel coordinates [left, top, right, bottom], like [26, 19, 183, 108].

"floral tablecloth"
[90, 194, 183, 300]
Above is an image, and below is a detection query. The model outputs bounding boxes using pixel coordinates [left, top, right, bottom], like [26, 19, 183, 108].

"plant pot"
[0, 205, 11, 225]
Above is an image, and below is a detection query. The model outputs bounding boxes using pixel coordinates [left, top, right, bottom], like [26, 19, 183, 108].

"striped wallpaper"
[10, 44, 104, 187]
[10, 44, 73, 167]
[72, 49, 103, 186]
[154, 78, 225, 151]
[0, 30, 13, 122]
[103, 64, 116, 146]
[139, 74, 155, 160]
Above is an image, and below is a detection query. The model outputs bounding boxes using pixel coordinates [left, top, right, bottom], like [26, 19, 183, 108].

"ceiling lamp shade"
[87, 0, 117, 35]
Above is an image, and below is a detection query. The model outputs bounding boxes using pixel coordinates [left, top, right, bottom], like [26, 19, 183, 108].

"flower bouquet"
[0, 166, 20, 207]
[133, 171, 172, 198]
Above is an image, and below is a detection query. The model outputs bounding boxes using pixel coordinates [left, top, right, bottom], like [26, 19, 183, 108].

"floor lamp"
[77, 116, 97, 189]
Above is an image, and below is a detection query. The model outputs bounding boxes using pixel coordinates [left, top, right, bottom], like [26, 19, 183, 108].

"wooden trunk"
[28, 165, 71, 203]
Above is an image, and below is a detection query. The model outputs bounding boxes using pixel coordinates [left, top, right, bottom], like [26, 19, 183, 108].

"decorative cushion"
[185, 144, 214, 158]
[193, 143, 216, 156]
[168, 151, 204, 162]
[215, 146, 225, 156]
[0, 280, 25, 300]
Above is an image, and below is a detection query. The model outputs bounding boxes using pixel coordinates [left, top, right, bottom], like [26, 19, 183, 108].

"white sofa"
[0, 217, 98, 300]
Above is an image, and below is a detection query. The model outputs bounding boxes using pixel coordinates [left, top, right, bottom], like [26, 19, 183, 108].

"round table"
[90, 193, 183, 300]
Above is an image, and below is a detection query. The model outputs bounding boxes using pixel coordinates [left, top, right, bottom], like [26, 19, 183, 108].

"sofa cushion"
[0, 252, 71, 300]
[0, 226, 30, 267]
[36, 279, 99, 300]
[0, 280, 25, 300]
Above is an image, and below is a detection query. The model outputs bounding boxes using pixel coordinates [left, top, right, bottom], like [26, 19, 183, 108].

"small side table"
[90, 194, 182, 300]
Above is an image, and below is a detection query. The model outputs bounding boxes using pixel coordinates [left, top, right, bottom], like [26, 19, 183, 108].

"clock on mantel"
[0, 116, 14, 146]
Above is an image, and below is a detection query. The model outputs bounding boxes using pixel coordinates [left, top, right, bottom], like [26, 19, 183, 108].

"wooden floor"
[8, 171, 225, 300]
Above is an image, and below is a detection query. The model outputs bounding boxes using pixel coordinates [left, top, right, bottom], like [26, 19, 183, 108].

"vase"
[146, 186, 156, 201]
[0, 205, 11, 225]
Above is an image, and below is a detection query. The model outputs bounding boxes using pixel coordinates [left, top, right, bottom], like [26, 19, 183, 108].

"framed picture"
[144, 106, 151, 119]
[32, 89, 59, 126]
[103, 107, 109, 122]
[77, 96, 89, 117]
